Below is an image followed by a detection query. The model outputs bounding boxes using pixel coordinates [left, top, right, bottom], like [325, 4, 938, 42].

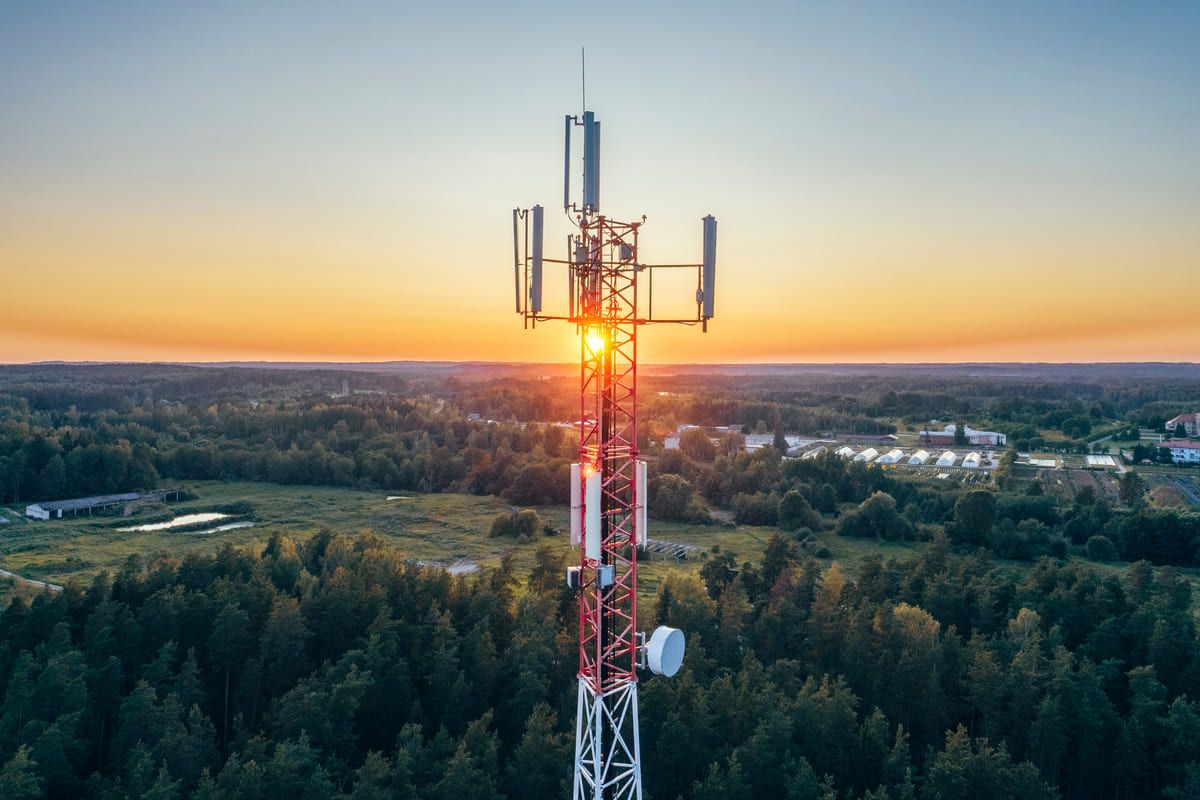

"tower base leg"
[573, 678, 643, 800]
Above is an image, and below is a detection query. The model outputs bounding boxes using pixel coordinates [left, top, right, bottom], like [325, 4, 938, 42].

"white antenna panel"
[634, 460, 648, 546]
[570, 463, 582, 546]
[585, 470, 602, 561]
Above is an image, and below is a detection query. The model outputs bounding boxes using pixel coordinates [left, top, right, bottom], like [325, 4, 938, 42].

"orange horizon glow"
[3, 6, 1198, 366]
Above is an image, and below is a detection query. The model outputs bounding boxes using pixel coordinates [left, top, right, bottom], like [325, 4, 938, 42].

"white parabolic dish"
[646, 626, 685, 677]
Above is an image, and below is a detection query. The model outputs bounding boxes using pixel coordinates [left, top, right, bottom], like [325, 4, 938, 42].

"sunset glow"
[2, 3, 1197, 364]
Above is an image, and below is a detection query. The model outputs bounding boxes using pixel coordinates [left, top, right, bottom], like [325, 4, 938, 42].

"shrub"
[1085, 534, 1118, 562]
[777, 489, 821, 532]
[732, 492, 778, 526]
[836, 491, 914, 542]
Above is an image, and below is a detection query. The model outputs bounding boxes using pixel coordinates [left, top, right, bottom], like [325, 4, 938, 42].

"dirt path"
[0, 568, 63, 592]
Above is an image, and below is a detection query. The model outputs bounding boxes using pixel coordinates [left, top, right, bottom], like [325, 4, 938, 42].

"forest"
[1, 363, 1199, 798]
[0, 531, 1197, 799]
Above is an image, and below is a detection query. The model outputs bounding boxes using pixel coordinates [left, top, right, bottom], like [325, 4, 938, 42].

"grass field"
[0, 482, 930, 599]
[3, 481, 1198, 617]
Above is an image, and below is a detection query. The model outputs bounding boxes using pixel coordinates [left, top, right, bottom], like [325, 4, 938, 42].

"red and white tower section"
[512, 107, 718, 799]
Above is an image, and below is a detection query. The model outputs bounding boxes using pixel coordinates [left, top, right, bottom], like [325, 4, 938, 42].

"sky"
[1, 1, 1198, 364]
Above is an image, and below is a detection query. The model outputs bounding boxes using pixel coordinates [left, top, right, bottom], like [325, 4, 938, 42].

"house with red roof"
[1164, 413, 1200, 437]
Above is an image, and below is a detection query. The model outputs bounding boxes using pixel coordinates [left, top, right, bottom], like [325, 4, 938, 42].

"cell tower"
[511, 100, 718, 799]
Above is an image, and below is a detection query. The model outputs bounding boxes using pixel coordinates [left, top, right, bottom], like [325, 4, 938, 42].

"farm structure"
[936, 451, 958, 467]
[919, 424, 1007, 446]
[25, 488, 182, 520]
[876, 448, 905, 464]
[1085, 455, 1118, 468]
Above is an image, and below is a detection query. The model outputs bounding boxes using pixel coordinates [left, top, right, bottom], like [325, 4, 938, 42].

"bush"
[489, 513, 515, 538]
[679, 428, 717, 461]
[648, 474, 710, 524]
[1085, 535, 1118, 561]
[777, 489, 821, 532]
[836, 491, 914, 542]
[491, 509, 544, 539]
[733, 492, 778, 526]
[513, 508, 544, 538]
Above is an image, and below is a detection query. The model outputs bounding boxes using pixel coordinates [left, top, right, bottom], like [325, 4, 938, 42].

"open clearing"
[0, 481, 927, 598]
[1, 481, 1196, 614]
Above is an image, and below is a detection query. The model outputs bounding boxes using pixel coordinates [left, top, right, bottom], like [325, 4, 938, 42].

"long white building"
[918, 424, 1007, 446]
[1158, 440, 1200, 464]
[935, 451, 957, 467]
[908, 450, 930, 465]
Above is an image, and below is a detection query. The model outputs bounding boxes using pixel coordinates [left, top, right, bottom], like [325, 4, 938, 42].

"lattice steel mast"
[512, 101, 718, 800]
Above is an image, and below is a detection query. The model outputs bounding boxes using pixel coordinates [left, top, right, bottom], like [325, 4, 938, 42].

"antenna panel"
[531, 205, 544, 313]
[570, 463, 582, 546]
[634, 460, 648, 546]
[563, 115, 572, 210]
[511, 209, 521, 313]
[701, 215, 717, 319]
[583, 111, 600, 211]
[585, 470, 602, 561]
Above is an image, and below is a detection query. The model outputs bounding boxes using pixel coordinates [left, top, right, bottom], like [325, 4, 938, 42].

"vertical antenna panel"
[570, 463, 582, 546]
[583, 111, 599, 211]
[634, 460, 648, 546]
[585, 470, 602, 561]
[563, 115, 572, 210]
[531, 205, 544, 313]
[512, 209, 521, 313]
[702, 215, 717, 319]
[593, 121, 600, 211]
[567, 235, 576, 319]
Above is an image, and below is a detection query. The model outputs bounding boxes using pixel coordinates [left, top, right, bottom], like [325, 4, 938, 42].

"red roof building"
[1164, 413, 1200, 437]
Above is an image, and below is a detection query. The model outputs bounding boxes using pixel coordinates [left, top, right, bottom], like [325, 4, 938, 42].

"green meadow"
[0, 481, 928, 598]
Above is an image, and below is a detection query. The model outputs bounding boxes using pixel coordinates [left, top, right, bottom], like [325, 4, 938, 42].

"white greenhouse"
[876, 448, 904, 464]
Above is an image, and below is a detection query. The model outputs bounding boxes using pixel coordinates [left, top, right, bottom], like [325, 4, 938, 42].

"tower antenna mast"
[511, 86, 719, 800]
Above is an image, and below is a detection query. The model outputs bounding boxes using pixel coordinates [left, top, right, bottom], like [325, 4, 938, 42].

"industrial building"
[1164, 413, 1200, 437]
[918, 424, 1007, 446]
[936, 451, 958, 467]
[908, 450, 930, 465]
[1157, 440, 1200, 464]
[854, 447, 879, 463]
[962, 452, 982, 469]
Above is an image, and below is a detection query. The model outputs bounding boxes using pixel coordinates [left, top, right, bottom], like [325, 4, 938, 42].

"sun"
[584, 328, 606, 356]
